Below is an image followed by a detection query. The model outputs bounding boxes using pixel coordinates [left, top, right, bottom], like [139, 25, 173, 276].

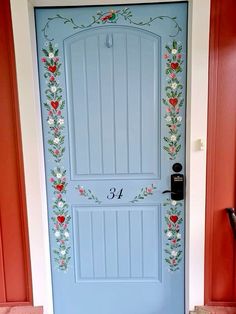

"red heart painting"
[56, 184, 64, 192]
[57, 215, 65, 224]
[51, 101, 59, 110]
[170, 215, 178, 223]
[170, 62, 179, 70]
[169, 98, 178, 107]
[48, 65, 57, 73]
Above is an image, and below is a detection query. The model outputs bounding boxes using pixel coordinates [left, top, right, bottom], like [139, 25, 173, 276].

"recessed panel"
[73, 205, 162, 282]
[64, 27, 161, 180]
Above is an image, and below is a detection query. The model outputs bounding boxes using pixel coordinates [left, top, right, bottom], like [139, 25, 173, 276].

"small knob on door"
[226, 208, 236, 239]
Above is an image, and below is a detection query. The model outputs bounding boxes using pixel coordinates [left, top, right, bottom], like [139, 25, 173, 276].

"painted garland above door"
[36, 3, 187, 314]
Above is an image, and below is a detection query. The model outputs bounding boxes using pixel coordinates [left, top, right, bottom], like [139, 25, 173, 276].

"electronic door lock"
[162, 164, 185, 201]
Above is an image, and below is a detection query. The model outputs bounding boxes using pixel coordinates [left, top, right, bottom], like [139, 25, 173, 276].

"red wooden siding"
[205, 0, 236, 306]
[0, 0, 32, 306]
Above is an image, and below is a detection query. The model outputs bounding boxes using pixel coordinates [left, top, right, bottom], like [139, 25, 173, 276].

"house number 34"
[107, 188, 123, 200]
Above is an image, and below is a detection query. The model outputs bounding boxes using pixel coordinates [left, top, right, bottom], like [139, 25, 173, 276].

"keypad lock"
[162, 163, 185, 201]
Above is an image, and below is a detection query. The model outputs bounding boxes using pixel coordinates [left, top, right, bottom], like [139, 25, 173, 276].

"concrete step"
[195, 306, 236, 314]
[0, 306, 43, 314]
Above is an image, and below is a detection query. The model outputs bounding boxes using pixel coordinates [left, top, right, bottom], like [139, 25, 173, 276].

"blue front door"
[35, 3, 187, 314]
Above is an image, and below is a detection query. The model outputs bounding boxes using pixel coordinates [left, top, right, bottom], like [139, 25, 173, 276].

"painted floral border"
[163, 40, 184, 160]
[130, 184, 157, 203]
[42, 7, 182, 41]
[41, 42, 71, 271]
[164, 198, 183, 271]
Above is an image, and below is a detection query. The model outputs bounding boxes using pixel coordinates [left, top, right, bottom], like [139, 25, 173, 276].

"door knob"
[226, 208, 236, 238]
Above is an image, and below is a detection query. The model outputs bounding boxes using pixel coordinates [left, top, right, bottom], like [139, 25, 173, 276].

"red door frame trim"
[0, 0, 33, 306]
[205, 0, 236, 306]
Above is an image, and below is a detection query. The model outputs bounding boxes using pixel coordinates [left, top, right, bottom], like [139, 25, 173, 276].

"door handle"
[226, 208, 236, 238]
[162, 173, 185, 201]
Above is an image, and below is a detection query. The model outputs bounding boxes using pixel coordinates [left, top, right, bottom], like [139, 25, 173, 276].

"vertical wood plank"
[205, 0, 236, 305]
[0, 0, 32, 304]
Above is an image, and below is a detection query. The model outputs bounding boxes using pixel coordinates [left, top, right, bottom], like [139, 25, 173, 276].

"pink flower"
[64, 224, 68, 229]
[54, 149, 60, 155]
[172, 259, 176, 265]
[170, 73, 176, 79]
[172, 239, 177, 244]
[49, 76, 55, 81]
[60, 240, 65, 244]
[53, 57, 59, 62]
[170, 124, 177, 131]
[57, 194, 62, 199]
[55, 223, 59, 229]
[60, 260, 65, 265]
[57, 110, 61, 115]
[163, 53, 169, 59]
[168, 224, 172, 228]
[54, 128, 59, 133]
[177, 54, 182, 59]
[166, 107, 171, 113]
[79, 186, 85, 194]
[61, 177, 66, 182]
[175, 108, 180, 113]
[41, 57, 47, 62]
[146, 187, 153, 193]
[50, 177, 54, 182]
[169, 146, 176, 153]
[48, 110, 53, 116]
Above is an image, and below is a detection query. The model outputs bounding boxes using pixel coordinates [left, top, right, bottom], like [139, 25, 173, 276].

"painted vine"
[42, 7, 182, 41]
[130, 184, 157, 203]
[41, 42, 71, 271]
[164, 198, 183, 271]
[163, 40, 184, 160]
[76, 185, 102, 204]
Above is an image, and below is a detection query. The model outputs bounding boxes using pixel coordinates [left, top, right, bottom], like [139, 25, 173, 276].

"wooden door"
[35, 3, 187, 314]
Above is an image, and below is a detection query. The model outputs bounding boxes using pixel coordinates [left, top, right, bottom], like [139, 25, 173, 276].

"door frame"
[9, 0, 210, 313]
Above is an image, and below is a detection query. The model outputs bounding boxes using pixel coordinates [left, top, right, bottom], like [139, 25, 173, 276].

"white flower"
[48, 118, 54, 125]
[177, 116, 182, 122]
[171, 250, 178, 257]
[170, 135, 177, 142]
[53, 137, 60, 144]
[55, 231, 60, 238]
[58, 201, 64, 208]
[51, 86, 57, 93]
[177, 233, 181, 239]
[172, 49, 177, 55]
[166, 116, 172, 122]
[171, 200, 177, 206]
[61, 250, 66, 256]
[171, 82, 178, 89]
[167, 231, 172, 238]
[58, 118, 64, 125]
[49, 52, 54, 58]
[64, 231, 69, 238]
[56, 173, 62, 179]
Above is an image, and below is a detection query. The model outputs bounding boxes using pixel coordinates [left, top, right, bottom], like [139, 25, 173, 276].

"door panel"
[35, 3, 187, 314]
[65, 27, 160, 180]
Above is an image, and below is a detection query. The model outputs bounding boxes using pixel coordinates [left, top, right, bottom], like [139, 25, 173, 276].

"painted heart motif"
[57, 215, 65, 224]
[170, 215, 178, 223]
[171, 62, 179, 70]
[169, 98, 178, 107]
[51, 101, 59, 110]
[56, 184, 64, 192]
[48, 65, 57, 73]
